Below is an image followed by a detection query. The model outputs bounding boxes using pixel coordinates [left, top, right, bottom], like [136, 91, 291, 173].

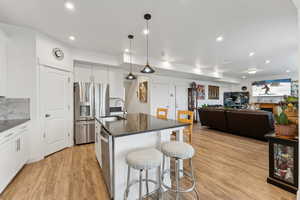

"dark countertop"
[265, 133, 298, 142]
[96, 113, 189, 137]
[0, 119, 30, 133]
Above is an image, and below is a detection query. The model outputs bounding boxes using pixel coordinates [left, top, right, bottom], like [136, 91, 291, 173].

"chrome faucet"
[109, 97, 127, 115]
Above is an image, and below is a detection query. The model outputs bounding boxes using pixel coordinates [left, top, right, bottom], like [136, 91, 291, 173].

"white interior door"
[151, 83, 171, 118]
[175, 85, 188, 119]
[40, 66, 70, 156]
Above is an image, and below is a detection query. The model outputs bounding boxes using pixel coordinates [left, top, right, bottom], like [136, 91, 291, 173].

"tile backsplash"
[0, 98, 30, 120]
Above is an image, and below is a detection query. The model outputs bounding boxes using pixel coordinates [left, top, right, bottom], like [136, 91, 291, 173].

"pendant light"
[125, 34, 137, 80]
[141, 13, 155, 74]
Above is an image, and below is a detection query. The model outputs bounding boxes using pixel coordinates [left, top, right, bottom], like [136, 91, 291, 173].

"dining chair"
[156, 108, 168, 120]
[177, 110, 194, 144]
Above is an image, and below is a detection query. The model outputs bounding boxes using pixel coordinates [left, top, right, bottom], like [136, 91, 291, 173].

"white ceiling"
[0, 0, 298, 79]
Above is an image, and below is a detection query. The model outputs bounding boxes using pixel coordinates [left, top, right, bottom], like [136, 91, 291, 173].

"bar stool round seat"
[126, 148, 162, 170]
[161, 141, 195, 160]
[161, 141, 199, 200]
[124, 148, 163, 200]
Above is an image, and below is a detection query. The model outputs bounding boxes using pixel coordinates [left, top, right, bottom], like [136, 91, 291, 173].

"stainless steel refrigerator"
[74, 82, 109, 145]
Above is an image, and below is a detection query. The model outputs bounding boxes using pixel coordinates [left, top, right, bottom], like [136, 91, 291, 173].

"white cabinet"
[95, 120, 102, 167]
[109, 69, 124, 99]
[0, 123, 29, 193]
[0, 29, 7, 97]
[74, 63, 125, 99]
[0, 137, 16, 193]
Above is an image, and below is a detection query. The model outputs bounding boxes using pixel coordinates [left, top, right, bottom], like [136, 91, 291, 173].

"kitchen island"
[95, 113, 189, 200]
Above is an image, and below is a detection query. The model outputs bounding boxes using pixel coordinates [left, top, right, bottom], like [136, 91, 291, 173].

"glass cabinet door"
[273, 143, 295, 184]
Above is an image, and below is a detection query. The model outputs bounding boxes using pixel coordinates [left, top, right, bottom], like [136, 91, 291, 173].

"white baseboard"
[27, 156, 44, 164]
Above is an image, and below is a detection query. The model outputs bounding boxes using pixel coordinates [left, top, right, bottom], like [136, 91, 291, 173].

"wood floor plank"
[0, 125, 296, 200]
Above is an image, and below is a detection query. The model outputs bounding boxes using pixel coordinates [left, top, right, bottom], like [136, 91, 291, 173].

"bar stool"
[156, 108, 168, 120]
[125, 148, 162, 200]
[161, 141, 199, 200]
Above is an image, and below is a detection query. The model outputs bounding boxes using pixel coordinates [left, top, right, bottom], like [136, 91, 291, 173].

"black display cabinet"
[265, 134, 298, 193]
[188, 88, 198, 122]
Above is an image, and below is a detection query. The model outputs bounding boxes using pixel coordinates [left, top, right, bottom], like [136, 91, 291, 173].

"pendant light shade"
[141, 64, 155, 73]
[141, 13, 155, 74]
[125, 72, 136, 80]
[125, 34, 137, 80]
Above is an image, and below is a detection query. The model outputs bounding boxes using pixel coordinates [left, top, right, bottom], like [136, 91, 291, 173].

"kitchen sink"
[101, 115, 125, 122]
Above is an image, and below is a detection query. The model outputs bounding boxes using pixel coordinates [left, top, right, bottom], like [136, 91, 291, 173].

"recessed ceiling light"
[193, 68, 202, 74]
[124, 48, 129, 53]
[247, 68, 257, 74]
[241, 76, 247, 79]
[248, 70, 257, 74]
[249, 52, 255, 57]
[69, 35, 76, 41]
[216, 36, 224, 42]
[286, 70, 291, 73]
[265, 60, 271, 64]
[143, 29, 149, 35]
[64, 1, 75, 11]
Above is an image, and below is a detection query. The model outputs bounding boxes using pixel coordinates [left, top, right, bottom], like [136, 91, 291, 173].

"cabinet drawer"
[0, 124, 28, 144]
[0, 129, 28, 193]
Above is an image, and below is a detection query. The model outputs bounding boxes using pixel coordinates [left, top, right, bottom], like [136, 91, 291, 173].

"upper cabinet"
[0, 29, 7, 97]
[74, 62, 124, 99]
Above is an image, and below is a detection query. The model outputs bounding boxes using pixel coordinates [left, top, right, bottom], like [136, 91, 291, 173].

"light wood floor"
[0, 125, 296, 200]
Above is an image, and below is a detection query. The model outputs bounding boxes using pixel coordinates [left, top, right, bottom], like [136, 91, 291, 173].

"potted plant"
[275, 100, 298, 138]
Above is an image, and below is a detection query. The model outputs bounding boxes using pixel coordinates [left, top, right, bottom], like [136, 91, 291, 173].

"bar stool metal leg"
[146, 170, 150, 196]
[190, 159, 200, 200]
[158, 165, 162, 200]
[175, 159, 180, 200]
[139, 170, 143, 200]
[162, 155, 165, 176]
[124, 166, 131, 200]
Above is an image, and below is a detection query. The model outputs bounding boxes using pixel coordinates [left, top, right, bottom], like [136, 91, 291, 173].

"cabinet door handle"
[45, 114, 51, 118]
[16, 139, 19, 151]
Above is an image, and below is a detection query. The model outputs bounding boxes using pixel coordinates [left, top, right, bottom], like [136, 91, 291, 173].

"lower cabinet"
[95, 120, 102, 167]
[0, 125, 29, 193]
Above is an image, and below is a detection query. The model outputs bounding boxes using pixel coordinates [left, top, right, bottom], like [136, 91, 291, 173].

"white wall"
[125, 73, 238, 117]
[72, 48, 120, 67]
[126, 76, 151, 114]
[0, 29, 7, 97]
[36, 33, 73, 71]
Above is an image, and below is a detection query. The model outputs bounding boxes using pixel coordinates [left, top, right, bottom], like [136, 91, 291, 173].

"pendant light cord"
[146, 20, 149, 65]
[130, 37, 132, 73]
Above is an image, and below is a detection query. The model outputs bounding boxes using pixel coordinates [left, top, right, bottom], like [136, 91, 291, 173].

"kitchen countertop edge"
[95, 115, 189, 138]
[0, 119, 31, 133]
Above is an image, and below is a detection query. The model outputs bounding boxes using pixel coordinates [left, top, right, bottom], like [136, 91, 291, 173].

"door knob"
[45, 114, 51, 118]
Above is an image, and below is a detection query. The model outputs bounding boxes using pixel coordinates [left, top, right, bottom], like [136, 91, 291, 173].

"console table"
[254, 103, 279, 114]
[265, 134, 298, 193]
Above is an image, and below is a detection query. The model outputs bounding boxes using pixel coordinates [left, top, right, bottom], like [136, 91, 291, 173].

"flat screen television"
[252, 79, 291, 97]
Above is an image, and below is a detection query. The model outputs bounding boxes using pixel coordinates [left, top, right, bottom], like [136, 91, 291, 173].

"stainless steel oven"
[100, 126, 114, 199]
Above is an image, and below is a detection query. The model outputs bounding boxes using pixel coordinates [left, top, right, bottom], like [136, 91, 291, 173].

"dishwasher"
[100, 126, 114, 199]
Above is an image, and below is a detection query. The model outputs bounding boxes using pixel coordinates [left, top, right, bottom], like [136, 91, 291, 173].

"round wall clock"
[52, 48, 64, 61]
[241, 86, 247, 91]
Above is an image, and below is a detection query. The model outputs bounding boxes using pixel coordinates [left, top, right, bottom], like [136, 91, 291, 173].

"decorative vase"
[275, 124, 297, 137]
